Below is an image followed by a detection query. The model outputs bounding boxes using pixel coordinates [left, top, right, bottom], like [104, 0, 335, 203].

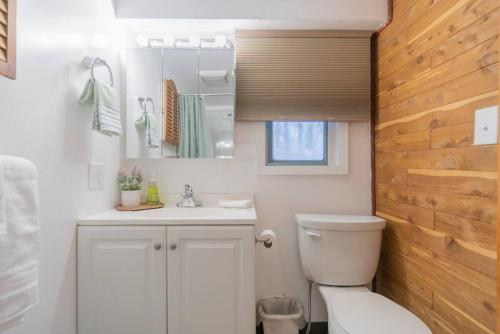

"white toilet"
[296, 214, 431, 334]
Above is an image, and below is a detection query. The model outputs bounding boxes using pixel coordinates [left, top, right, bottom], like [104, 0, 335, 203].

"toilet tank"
[296, 214, 386, 286]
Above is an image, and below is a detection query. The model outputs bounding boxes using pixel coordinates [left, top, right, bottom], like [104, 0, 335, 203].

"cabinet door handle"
[169, 243, 177, 250]
[154, 243, 162, 250]
[305, 231, 321, 239]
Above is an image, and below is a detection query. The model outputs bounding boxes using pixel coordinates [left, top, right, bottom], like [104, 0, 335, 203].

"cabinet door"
[78, 227, 167, 334]
[167, 226, 255, 334]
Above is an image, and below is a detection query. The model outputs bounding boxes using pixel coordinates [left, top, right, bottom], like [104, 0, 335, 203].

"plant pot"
[121, 190, 141, 207]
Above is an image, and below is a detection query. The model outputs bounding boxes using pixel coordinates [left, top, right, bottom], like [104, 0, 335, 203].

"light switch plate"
[474, 106, 498, 146]
[88, 163, 104, 190]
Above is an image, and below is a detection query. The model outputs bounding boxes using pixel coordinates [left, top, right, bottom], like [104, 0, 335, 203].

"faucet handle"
[184, 184, 193, 196]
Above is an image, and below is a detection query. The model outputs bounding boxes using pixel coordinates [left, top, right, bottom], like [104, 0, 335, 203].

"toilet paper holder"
[255, 237, 273, 248]
[255, 229, 276, 248]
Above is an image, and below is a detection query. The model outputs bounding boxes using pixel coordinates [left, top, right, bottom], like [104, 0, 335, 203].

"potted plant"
[117, 167, 143, 207]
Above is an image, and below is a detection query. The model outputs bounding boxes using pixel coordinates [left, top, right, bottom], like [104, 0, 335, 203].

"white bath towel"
[0, 156, 39, 332]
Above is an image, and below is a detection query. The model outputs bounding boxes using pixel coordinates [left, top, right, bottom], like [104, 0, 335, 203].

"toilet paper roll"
[259, 229, 277, 247]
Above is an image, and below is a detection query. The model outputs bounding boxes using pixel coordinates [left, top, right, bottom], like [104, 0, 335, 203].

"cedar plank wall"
[374, 0, 498, 333]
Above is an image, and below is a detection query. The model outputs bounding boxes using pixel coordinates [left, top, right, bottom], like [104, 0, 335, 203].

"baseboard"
[256, 322, 328, 334]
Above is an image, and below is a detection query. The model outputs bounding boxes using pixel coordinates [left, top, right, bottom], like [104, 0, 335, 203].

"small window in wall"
[266, 121, 328, 166]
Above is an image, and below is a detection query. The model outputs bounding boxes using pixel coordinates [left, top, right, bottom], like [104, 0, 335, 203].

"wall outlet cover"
[474, 106, 498, 146]
[88, 163, 104, 190]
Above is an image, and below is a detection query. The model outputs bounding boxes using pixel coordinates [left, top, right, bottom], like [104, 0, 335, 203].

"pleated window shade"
[235, 30, 372, 121]
[0, 0, 15, 79]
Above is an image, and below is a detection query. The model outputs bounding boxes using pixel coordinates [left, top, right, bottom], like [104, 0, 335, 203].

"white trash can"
[257, 297, 305, 334]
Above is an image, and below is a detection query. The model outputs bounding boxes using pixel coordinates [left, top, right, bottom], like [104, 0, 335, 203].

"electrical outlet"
[474, 106, 498, 146]
[88, 163, 104, 190]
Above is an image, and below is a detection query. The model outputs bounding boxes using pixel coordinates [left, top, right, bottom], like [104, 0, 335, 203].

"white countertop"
[78, 206, 257, 226]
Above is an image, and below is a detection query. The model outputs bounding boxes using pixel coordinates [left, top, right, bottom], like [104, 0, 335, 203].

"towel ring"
[83, 56, 114, 87]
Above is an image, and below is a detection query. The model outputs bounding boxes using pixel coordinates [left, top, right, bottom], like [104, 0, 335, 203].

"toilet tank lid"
[295, 214, 386, 231]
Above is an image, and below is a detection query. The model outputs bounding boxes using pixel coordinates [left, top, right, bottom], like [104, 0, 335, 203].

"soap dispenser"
[147, 172, 160, 205]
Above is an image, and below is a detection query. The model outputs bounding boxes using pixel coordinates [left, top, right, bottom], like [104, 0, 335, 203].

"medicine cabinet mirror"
[125, 40, 235, 159]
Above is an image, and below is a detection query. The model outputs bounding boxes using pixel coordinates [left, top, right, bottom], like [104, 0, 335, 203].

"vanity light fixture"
[163, 35, 175, 47]
[148, 38, 164, 48]
[215, 35, 227, 48]
[189, 35, 201, 48]
[135, 34, 233, 49]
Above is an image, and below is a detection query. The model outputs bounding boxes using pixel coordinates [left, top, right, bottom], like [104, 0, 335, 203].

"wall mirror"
[125, 38, 235, 159]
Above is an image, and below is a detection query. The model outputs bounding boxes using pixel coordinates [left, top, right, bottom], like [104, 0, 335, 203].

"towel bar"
[83, 56, 114, 87]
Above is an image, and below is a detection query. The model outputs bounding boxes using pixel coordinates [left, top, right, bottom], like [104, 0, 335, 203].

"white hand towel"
[217, 199, 253, 209]
[0, 156, 39, 332]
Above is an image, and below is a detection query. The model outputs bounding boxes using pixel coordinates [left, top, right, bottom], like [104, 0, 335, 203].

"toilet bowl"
[296, 214, 431, 334]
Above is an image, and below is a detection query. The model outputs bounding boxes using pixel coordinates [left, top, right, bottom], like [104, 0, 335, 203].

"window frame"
[256, 122, 349, 176]
[0, 0, 17, 79]
[265, 121, 329, 166]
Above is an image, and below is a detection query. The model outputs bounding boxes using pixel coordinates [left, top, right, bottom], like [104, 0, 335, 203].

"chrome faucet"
[177, 184, 201, 208]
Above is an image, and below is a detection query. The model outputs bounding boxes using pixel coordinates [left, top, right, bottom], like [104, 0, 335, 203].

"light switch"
[474, 106, 498, 146]
[88, 163, 104, 190]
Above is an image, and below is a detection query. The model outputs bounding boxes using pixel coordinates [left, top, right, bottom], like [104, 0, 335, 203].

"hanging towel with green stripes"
[79, 79, 122, 136]
[135, 109, 160, 149]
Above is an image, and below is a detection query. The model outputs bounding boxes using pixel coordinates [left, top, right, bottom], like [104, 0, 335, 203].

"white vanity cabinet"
[78, 227, 167, 334]
[77, 217, 256, 334]
[167, 226, 255, 334]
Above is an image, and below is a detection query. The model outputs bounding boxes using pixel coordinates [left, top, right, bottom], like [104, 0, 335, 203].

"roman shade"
[235, 30, 372, 121]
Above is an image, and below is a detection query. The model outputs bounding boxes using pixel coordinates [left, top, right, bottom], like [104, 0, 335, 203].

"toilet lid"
[295, 214, 386, 231]
[320, 287, 431, 334]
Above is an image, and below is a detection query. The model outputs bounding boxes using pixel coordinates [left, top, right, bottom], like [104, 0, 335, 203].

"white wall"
[126, 121, 372, 321]
[0, 0, 373, 329]
[0, 1, 121, 333]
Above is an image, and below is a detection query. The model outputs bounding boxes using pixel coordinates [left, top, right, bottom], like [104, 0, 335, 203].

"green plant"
[117, 167, 143, 191]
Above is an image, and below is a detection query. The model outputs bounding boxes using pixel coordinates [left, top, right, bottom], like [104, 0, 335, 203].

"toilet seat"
[319, 286, 431, 334]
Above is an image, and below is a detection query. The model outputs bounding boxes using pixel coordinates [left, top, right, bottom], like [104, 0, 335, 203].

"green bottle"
[147, 172, 160, 205]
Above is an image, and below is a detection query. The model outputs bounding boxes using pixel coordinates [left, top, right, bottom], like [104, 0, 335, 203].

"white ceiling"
[113, 0, 388, 32]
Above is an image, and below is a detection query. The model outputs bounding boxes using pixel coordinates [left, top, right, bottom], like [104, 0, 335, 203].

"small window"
[266, 121, 328, 166]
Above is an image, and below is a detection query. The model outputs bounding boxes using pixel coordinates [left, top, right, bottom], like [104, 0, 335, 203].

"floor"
[256, 322, 328, 334]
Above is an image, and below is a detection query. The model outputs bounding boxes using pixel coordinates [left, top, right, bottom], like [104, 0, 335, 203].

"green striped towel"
[79, 79, 122, 136]
[135, 110, 160, 148]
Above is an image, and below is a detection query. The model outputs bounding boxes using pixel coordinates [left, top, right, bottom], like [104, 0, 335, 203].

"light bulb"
[163, 34, 175, 47]
[189, 35, 201, 48]
[215, 34, 227, 48]
[136, 34, 149, 47]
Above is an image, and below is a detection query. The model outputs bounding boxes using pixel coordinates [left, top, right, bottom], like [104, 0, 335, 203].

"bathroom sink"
[78, 206, 257, 226]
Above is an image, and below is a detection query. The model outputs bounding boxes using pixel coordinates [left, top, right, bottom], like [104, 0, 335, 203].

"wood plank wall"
[374, 1, 498, 333]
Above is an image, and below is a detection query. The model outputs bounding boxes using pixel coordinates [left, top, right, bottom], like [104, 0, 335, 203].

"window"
[266, 121, 328, 166]
[257, 122, 348, 175]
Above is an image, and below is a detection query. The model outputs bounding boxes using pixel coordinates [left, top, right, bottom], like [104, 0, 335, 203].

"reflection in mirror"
[125, 39, 235, 159]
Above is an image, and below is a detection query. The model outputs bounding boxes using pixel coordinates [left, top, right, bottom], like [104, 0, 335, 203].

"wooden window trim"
[0, 0, 16, 79]
[163, 79, 180, 145]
